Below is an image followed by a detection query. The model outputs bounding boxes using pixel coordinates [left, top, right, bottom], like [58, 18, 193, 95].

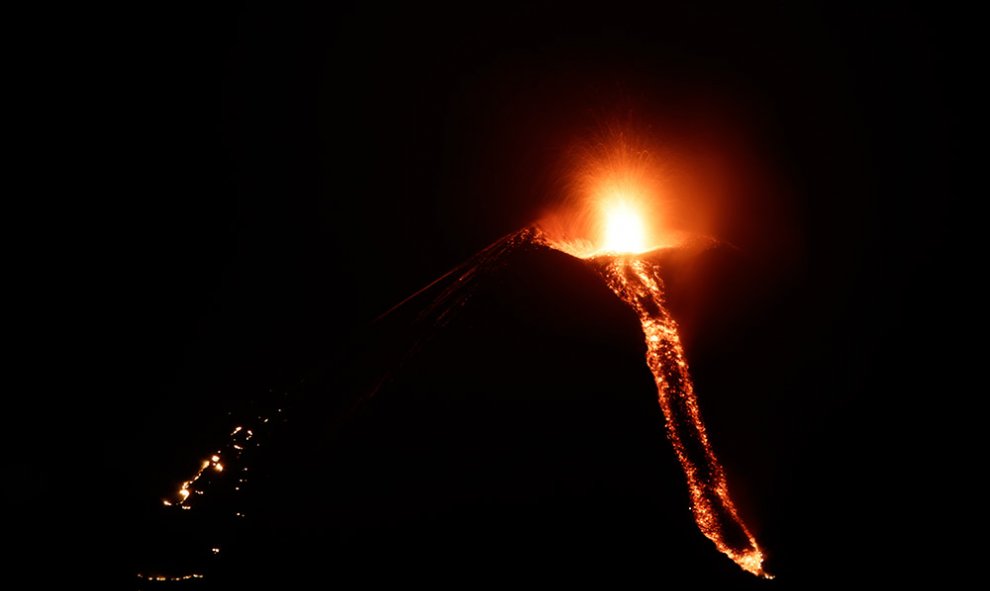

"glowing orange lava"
[592, 253, 771, 578]
[542, 130, 689, 258]
[601, 199, 648, 254]
[541, 140, 771, 576]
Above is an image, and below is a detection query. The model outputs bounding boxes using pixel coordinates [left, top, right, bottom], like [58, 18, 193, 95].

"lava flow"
[542, 187, 771, 576]
[592, 251, 769, 577]
[144, 134, 771, 581]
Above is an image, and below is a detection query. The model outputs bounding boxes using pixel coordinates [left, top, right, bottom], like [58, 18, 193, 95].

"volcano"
[132, 231, 779, 588]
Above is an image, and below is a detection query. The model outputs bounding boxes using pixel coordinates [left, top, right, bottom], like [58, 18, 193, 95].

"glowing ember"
[144, 404, 283, 583]
[162, 422, 265, 511]
[136, 573, 205, 582]
[164, 455, 223, 508]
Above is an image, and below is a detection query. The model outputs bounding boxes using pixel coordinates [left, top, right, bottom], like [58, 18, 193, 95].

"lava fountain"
[541, 137, 771, 578]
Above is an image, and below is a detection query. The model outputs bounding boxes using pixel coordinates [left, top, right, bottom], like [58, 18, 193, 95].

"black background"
[19, 1, 968, 586]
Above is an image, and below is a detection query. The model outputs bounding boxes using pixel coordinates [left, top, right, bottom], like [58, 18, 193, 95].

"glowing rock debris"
[136, 573, 205, 583]
[141, 405, 282, 584]
[163, 429, 250, 510]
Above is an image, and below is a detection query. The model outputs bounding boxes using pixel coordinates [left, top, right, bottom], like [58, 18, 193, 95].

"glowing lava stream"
[386, 221, 772, 577]
[541, 142, 770, 575]
[584, 251, 771, 578]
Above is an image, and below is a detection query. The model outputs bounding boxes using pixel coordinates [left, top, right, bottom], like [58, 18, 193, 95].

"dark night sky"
[110, 2, 961, 405]
[19, 1, 970, 586]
